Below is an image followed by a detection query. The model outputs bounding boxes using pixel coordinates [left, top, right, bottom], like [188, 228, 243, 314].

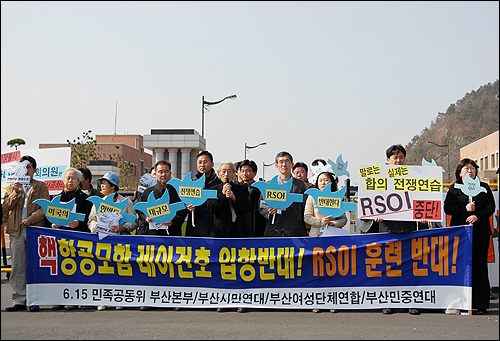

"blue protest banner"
[26, 226, 472, 310]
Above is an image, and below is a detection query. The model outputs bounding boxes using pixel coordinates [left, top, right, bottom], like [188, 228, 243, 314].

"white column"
[167, 148, 179, 179]
[181, 148, 192, 179]
[154, 148, 165, 165]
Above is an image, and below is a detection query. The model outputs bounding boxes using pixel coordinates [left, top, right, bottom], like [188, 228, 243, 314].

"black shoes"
[29, 305, 40, 312]
[52, 305, 65, 310]
[408, 308, 420, 315]
[140, 306, 152, 311]
[217, 307, 248, 313]
[383, 308, 420, 315]
[6, 304, 26, 312]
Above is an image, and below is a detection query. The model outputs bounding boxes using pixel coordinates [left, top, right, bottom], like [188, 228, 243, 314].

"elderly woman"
[87, 172, 136, 311]
[88, 172, 137, 236]
[51, 167, 93, 233]
[444, 158, 495, 315]
[51, 167, 93, 311]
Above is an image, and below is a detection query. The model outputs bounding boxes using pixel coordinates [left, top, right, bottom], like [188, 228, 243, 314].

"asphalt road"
[1, 272, 498, 340]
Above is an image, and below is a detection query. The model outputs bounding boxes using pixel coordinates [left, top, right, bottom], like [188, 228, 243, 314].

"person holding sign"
[87, 172, 136, 311]
[136, 160, 187, 237]
[3, 155, 49, 312]
[304, 171, 347, 238]
[185, 151, 222, 237]
[444, 158, 495, 315]
[50, 168, 93, 232]
[258, 151, 308, 237]
[361, 144, 429, 316]
[305, 170, 347, 314]
[88, 172, 137, 235]
[51, 167, 93, 311]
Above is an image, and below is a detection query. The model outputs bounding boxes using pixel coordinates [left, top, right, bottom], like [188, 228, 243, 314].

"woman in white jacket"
[304, 171, 347, 314]
[304, 171, 347, 238]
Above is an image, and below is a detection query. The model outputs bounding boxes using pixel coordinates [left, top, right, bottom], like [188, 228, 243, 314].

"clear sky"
[2, 1, 499, 182]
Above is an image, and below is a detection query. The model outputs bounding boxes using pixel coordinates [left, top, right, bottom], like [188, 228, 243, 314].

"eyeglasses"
[462, 166, 476, 171]
[197, 160, 211, 165]
[240, 169, 254, 174]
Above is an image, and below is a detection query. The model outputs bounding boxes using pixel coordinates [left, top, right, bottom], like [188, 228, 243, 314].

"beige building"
[460, 130, 499, 184]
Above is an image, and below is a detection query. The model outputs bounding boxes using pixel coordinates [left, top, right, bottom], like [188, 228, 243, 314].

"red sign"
[413, 200, 441, 220]
[1, 151, 21, 164]
[45, 179, 64, 192]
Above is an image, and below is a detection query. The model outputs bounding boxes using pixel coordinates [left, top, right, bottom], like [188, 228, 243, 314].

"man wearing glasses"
[258, 151, 308, 237]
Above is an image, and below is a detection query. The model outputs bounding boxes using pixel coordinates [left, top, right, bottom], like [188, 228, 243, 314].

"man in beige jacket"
[2, 155, 49, 312]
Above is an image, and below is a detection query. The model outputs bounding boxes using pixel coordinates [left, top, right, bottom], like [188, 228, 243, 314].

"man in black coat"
[136, 160, 187, 236]
[236, 159, 266, 237]
[207, 161, 251, 237]
[185, 151, 222, 237]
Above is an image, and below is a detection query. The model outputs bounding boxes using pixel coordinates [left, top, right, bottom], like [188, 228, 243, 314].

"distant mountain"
[406, 80, 499, 178]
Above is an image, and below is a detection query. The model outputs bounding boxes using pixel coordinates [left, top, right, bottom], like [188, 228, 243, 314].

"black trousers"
[472, 235, 491, 311]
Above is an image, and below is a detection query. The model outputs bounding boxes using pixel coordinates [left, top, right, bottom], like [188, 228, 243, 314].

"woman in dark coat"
[444, 158, 495, 315]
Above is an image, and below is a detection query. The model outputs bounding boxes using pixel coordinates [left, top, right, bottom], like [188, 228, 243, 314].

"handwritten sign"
[455, 173, 487, 197]
[1, 147, 71, 196]
[33, 196, 86, 226]
[357, 164, 443, 221]
[179, 186, 202, 198]
[305, 183, 357, 218]
[5, 160, 31, 184]
[133, 190, 185, 224]
[251, 175, 304, 210]
[167, 172, 217, 207]
[87, 195, 136, 225]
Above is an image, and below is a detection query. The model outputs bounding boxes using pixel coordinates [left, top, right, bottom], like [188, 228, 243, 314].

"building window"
[485, 156, 488, 170]
[479, 158, 483, 171]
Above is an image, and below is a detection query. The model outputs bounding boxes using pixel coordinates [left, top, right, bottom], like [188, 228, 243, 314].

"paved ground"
[1, 271, 498, 340]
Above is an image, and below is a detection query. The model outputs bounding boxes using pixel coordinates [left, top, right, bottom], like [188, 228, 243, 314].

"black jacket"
[136, 182, 188, 236]
[87, 184, 104, 198]
[207, 181, 251, 237]
[444, 181, 495, 237]
[185, 170, 222, 237]
[260, 177, 308, 237]
[58, 188, 93, 233]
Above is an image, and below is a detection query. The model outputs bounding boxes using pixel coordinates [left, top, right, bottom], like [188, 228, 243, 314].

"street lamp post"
[202, 94, 237, 138]
[427, 140, 450, 183]
[262, 161, 276, 182]
[245, 142, 267, 160]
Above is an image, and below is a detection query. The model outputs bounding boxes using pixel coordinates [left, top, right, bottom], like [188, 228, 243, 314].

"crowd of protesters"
[2, 145, 496, 315]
